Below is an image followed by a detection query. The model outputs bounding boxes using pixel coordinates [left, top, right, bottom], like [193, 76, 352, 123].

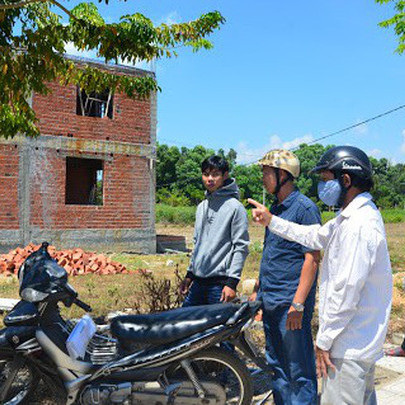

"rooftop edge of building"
[65, 54, 155, 78]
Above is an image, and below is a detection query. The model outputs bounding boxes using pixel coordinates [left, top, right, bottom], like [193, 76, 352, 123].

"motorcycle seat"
[110, 303, 241, 347]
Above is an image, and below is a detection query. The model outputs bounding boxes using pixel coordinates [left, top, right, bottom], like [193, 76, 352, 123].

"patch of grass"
[322, 209, 405, 224]
[386, 223, 405, 273]
[109, 254, 146, 270]
[156, 204, 196, 225]
[0, 276, 19, 298]
[249, 240, 263, 254]
[382, 209, 405, 224]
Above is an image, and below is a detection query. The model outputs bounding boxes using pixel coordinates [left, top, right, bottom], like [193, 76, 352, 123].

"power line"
[300, 103, 405, 148]
[239, 103, 405, 165]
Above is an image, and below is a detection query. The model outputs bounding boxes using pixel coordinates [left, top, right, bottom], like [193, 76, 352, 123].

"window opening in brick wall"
[76, 87, 113, 119]
[66, 157, 104, 205]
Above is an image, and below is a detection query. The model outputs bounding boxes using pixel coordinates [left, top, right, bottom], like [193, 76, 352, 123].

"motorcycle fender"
[0, 326, 37, 356]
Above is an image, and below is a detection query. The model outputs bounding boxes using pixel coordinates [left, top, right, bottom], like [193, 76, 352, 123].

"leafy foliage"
[0, 0, 225, 138]
[157, 142, 405, 210]
[376, 0, 405, 53]
[156, 143, 240, 205]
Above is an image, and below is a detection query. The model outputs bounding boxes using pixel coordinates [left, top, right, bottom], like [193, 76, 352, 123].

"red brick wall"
[33, 81, 151, 144]
[0, 145, 19, 229]
[28, 149, 151, 230]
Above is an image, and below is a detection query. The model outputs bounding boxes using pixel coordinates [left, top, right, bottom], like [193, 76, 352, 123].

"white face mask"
[317, 179, 342, 207]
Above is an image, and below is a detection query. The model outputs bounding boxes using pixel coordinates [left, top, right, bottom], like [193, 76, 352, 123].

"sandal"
[385, 347, 405, 357]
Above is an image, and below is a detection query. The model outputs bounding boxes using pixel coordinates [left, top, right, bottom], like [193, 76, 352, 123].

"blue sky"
[65, 1, 405, 164]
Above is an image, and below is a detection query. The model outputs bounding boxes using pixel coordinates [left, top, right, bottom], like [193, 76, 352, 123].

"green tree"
[156, 142, 405, 210]
[156, 143, 243, 206]
[294, 143, 330, 201]
[233, 164, 263, 204]
[370, 157, 405, 208]
[156, 143, 181, 188]
[376, 0, 405, 54]
[175, 145, 215, 204]
[0, 1, 225, 138]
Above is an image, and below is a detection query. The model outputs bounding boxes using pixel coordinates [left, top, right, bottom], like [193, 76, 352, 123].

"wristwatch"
[291, 302, 305, 312]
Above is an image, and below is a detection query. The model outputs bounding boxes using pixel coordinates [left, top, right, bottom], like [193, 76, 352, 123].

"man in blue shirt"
[250, 149, 321, 405]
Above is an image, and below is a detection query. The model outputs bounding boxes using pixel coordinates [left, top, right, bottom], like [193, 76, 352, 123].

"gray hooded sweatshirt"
[187, 178, 249, 289]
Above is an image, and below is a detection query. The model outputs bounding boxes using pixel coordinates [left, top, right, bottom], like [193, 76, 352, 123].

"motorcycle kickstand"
[180, 359, 206, 399]
[0, 355, 26, 402]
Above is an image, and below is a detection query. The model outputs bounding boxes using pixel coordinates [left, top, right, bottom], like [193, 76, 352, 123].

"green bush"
[321, 209, 405, 224]
[156, 188, 191, 206]
[156, 204, 196, 225]
[322, 210, 405, 224]
[381, 209, 405, 223]
[156, 205, 405, 226]
[321, 211, 336, 224]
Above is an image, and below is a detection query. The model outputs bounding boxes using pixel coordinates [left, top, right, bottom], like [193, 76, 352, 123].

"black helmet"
[311, 146, 372, 179]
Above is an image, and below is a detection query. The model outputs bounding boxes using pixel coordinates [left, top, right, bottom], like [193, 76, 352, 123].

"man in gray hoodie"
[179, 155, 249, 305]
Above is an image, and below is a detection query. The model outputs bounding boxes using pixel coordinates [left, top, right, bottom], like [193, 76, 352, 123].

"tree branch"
[0, 0, 45, 10]
[49, 0, 78, 21]
[0, 0, 78, 21]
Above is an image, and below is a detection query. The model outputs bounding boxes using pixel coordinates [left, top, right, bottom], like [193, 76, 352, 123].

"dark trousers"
[182, 280, 234, 352]
[182, 280, 224, 307]
[262, 304, 318, 405]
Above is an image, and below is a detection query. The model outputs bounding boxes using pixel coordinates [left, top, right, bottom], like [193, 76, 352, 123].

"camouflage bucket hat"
[258, 149, 300, 178]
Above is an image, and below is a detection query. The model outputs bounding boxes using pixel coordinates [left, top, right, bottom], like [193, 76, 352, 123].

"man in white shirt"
[248, 146, 392, 405]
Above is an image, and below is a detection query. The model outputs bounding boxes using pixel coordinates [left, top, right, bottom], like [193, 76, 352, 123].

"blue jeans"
[262, 304, 317, 405]
[183, 280, 233, 352]
[182, 280, 224, 307]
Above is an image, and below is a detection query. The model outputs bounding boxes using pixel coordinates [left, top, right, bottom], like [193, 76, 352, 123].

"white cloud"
[64, 42, 99, 60]
[157, 11, 181, 26]
[367, 148, 382, 158]
[282, 134, 314, 150]
[236, 134, 314, 165]
[402, 129, 405, 154]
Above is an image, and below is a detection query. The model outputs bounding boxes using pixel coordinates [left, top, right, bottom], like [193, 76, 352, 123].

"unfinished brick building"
[0, 57, 156, 253]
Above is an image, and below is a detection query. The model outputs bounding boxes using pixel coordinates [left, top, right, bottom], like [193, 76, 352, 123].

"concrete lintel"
[0, 228, 156, 254]
[29, 227, 156, 254]
[1, 135, 157, 159]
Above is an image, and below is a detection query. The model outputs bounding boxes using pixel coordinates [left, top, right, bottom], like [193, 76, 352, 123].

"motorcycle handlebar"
[74, 298, 92, 313]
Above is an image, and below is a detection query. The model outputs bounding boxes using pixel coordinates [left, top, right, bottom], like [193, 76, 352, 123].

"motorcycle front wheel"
[0, 357, 37, 405]
[168, 347, 254, 405]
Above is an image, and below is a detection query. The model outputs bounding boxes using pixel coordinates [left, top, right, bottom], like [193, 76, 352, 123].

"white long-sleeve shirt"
[268, 192, 392, 361]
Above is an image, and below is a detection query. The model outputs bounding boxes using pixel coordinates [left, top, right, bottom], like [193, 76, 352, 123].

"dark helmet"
[311, 146, 372, 179]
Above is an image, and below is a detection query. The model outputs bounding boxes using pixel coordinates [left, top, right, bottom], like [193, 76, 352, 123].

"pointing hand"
[247, 198, 272, 227]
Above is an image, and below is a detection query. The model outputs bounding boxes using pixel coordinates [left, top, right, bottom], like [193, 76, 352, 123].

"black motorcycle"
[0, 242, 268, 404]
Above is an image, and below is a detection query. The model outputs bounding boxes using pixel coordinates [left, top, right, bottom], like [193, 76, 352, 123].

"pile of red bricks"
[0, 243, 128, 276]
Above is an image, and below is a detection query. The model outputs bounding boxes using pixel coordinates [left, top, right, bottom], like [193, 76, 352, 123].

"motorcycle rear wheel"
[168, 347, 254, 405]
[0, 357, 37, 405]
